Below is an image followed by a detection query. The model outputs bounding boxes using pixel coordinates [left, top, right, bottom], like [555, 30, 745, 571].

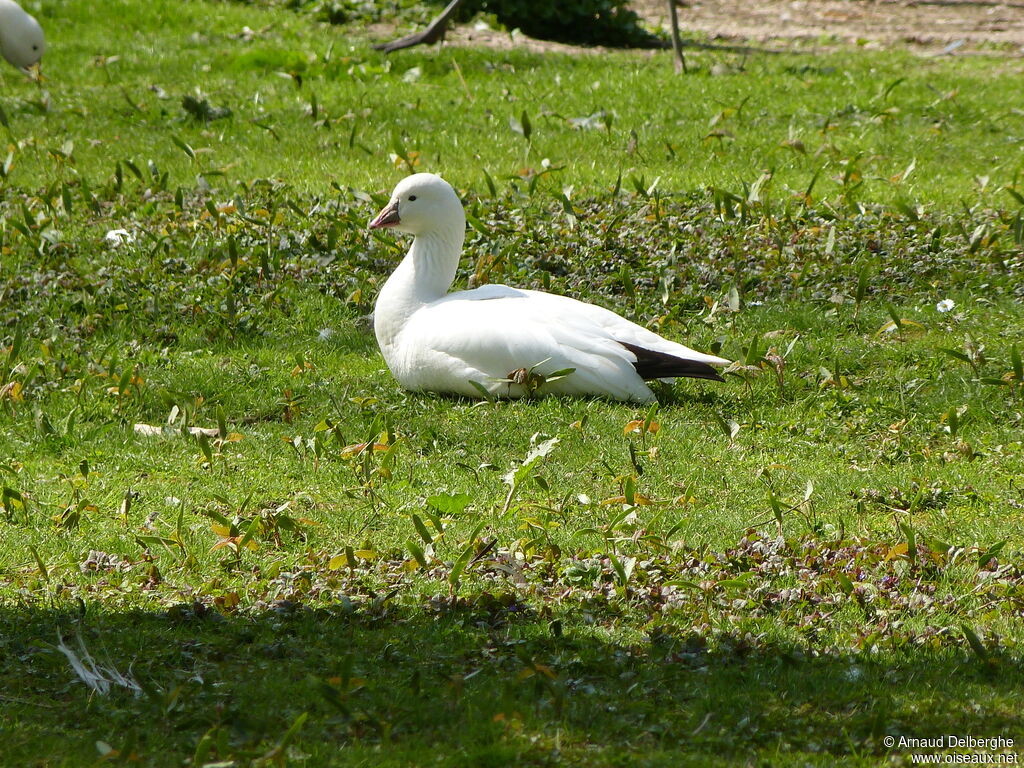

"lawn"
[1, 0, 1023, 765]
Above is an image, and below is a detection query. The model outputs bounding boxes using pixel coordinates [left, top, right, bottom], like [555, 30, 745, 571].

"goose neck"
[373, 221, 466, 352]
[406, 224, 465, 302]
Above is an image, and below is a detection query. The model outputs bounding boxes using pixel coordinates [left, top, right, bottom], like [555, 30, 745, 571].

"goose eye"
[408, 195, 417, 201]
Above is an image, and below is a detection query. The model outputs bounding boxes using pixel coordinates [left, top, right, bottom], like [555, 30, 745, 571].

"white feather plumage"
[0, 0, 44, 71]
[370, 173, 729, 402]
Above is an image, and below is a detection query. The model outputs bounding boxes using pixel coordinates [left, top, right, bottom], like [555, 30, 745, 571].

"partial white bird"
[0, 0, 44, 72]
[369, 173, 729, 403]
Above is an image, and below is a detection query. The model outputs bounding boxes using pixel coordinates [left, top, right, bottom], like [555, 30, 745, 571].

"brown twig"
[373, 0, 466, 53]
[667, 0, 687, 73]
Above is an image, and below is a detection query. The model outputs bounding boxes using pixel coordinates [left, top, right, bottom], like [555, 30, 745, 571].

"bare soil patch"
[633, 0, 1024, 54]
[387, 1, 1024, 56]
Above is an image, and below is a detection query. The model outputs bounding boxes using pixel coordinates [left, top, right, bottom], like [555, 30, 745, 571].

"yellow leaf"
[354, 549, 378, 560]
[624, 419, 659, 435]
[600, 494, 652, 506]
[224, 432, 244, 443]
[533, 664, 556, 679]
[886, 543, 909, 561]
[328, 554, 349, 570]
[340, 442, 369, 459]
[0, 381, 23, 402]
[340, 442, 390, 459]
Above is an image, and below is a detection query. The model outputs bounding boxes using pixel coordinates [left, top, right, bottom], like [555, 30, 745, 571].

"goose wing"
[392, 286, 727, 400]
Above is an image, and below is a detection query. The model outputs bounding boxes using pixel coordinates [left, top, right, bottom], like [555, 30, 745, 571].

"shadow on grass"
[2, 600, 1021, 766]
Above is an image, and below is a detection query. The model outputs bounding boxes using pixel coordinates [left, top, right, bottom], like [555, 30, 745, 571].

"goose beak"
[369, 199, 401, 230]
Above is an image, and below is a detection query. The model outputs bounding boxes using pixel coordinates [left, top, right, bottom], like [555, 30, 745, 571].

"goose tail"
[619, 341, 727, 383]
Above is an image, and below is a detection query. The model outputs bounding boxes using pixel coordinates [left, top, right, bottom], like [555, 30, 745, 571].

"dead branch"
[373, 0, 466, 53]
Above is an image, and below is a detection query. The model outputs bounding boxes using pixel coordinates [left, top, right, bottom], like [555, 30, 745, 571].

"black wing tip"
[684, 368, 726, 383]
[619, 341, 725, 383]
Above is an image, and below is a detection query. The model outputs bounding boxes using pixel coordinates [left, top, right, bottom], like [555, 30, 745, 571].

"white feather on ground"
[55, 632, 142, 697]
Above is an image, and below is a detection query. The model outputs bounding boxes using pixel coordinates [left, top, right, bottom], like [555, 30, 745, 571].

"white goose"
[369, 173, 729, 403]
[0, 0, 45, 72]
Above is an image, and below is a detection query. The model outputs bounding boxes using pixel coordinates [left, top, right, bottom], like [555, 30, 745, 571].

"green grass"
[2, 0, 1024, 765]
[6, 0, 1024, 205]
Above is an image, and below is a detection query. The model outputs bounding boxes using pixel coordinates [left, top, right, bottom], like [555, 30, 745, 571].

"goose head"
[0, 0, 45, 72]
[369, 173, 465, 237]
